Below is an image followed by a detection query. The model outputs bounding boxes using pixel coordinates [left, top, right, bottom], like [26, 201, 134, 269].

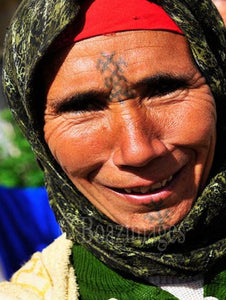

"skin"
[213, 0, 226, 24]
[44, 31, 216, 234]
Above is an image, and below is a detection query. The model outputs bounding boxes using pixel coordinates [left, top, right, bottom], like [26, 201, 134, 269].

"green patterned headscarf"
[2, 0, 226, 279]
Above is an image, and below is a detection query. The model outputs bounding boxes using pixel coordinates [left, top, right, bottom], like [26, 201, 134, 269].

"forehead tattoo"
[96, 52, 135, 102]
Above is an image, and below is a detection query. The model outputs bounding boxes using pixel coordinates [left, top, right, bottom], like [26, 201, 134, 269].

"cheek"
[159, 99, 216, 148]
[44, 117, 110, 176]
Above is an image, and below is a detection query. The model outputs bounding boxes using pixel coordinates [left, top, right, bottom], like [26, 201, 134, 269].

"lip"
[106, 169, 181, 206]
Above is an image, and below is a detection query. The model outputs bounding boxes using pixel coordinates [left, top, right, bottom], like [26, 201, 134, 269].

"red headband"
[74, 0, 183, 42]
[53, 0, 183, 50]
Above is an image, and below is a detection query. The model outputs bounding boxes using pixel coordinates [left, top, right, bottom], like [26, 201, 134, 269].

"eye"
[58, 99, 106, 114]
[55, 91, 108, 114]
[140, 75, 189, 99]
[150, 80, 184, 97]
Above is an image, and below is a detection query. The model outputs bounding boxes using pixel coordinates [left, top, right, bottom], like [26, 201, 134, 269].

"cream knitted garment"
[0, 234, 79, 300]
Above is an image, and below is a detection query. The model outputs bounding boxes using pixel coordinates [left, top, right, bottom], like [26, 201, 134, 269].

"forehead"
[45, 30, 196, 98]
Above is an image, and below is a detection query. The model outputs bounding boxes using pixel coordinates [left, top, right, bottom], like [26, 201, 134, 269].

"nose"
[112, 110, 168, 168]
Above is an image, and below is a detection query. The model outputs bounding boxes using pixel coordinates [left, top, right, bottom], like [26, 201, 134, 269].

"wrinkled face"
[44, 31, 216, 234]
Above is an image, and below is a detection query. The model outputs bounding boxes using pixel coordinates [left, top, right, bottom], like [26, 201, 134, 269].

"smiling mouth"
[114, 175, 173, 195]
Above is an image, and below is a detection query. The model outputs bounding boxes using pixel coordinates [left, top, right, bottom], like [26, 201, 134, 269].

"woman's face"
[44, 31, 216, 234]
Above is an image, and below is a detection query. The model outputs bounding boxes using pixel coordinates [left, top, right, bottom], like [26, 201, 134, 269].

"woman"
[0, 0, 226, 299]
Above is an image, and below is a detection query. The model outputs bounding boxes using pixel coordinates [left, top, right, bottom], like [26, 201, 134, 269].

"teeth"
[140, 186, 150, 194]
[123, 175, 173, 194]
[168, 176, 172, 182]
[161, 179, 167, 187]
[133, 187, 142, 193]
[150, 182, 162, 191]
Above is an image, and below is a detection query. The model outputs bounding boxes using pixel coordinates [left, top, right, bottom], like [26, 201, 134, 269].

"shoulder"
[0, 234, 79, 300]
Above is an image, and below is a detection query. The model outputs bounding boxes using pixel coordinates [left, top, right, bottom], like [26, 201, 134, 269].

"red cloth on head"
[74, 0, 183, 42]
[52, 0, 183, 51]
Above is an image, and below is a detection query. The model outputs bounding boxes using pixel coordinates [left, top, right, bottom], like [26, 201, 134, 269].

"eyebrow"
[133, 73, 190, 97]
[50, 90, 109, 112]
[50, 73, 190, 111]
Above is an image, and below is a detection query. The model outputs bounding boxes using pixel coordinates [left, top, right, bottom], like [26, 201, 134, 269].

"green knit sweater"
[72, 245, 226, 300]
